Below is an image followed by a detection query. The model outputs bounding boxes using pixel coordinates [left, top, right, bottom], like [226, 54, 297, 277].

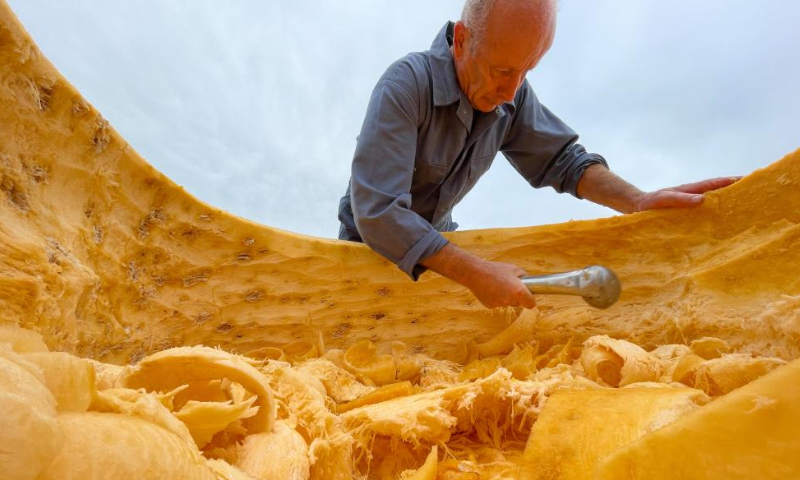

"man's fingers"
[519, 291, 537, 309]
[670, 176, 741, 194]
[515, 280, 537, 309]
[643, 191, 704, 210]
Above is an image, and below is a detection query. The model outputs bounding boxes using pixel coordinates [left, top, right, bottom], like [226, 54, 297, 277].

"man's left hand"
[576, 164, 742, 215]
[635, 176, 741, 212]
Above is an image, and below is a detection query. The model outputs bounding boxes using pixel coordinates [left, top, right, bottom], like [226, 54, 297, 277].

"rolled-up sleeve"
[501, 81, 608, 197]
[350, 68, 449, 280]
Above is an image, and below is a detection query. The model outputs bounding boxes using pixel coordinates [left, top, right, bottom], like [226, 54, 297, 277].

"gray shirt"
[338, 21, 607, 280]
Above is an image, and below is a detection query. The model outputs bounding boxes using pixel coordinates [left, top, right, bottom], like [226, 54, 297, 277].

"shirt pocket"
[469, 152, 496, 179]
[414, 160, 449, 187]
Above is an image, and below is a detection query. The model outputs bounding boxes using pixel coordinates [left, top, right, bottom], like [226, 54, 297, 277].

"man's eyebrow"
[490, 57, 537, 72]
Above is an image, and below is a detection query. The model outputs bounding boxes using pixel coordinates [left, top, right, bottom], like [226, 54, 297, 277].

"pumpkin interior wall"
[0, 1, 798, 365]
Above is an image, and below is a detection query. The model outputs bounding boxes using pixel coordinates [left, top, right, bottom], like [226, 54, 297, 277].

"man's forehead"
[478, 34, 547, 71]
[478, 2, 554, 69]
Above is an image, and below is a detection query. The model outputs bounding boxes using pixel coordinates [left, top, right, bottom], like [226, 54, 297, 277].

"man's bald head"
[452, 0, 558, 112]
[461, 0, 557, 54]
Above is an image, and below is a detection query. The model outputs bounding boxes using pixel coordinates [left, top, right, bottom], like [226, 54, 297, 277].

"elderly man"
[338, 0, 734, 309]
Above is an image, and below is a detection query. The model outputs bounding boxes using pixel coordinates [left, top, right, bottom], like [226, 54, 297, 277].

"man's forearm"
[576, 164, 645, 214]
[420, 242, 537, 309]
[420, 242, 485, 287]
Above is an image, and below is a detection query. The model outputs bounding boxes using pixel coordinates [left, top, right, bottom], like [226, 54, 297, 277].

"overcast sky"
[9, 1, 800, 238]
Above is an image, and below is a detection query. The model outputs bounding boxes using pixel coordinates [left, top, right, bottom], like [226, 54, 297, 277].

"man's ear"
[452, 21, 468, 59]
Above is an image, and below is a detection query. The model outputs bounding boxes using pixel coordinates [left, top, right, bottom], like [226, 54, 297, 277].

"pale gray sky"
[9, 1, 800, 238]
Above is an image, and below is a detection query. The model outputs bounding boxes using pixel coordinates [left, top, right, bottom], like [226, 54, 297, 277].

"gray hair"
[460, 0, 497, 50]
[461, 0, 556, 52]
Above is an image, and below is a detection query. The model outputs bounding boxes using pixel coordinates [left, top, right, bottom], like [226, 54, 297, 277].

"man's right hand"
[421, 243, 536, 309]
[464, 259, 537, 309]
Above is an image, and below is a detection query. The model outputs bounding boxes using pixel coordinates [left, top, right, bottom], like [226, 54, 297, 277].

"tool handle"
[521, 270, 586, 296]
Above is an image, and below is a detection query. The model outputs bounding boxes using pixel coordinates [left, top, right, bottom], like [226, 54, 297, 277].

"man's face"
[452, 12, 554, 113]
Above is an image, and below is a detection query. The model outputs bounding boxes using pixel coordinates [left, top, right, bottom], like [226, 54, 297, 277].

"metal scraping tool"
[521, 265, 621, 309]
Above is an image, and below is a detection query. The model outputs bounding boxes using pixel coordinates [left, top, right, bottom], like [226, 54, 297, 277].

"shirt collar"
[428, 21, 517, 114]
[429, 21, 461, 107]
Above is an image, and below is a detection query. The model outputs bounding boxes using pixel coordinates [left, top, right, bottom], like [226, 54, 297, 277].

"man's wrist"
[623, 189, 646, 214]
[578, 165, 647, 214]
[458, 256, 490, 290]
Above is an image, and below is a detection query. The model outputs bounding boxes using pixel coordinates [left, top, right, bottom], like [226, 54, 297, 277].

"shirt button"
[495, 107, 502, 115]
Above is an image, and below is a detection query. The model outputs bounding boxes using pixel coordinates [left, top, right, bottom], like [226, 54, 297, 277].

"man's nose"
[499, 74, 523, 103]
[500, 87, 516, 103]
